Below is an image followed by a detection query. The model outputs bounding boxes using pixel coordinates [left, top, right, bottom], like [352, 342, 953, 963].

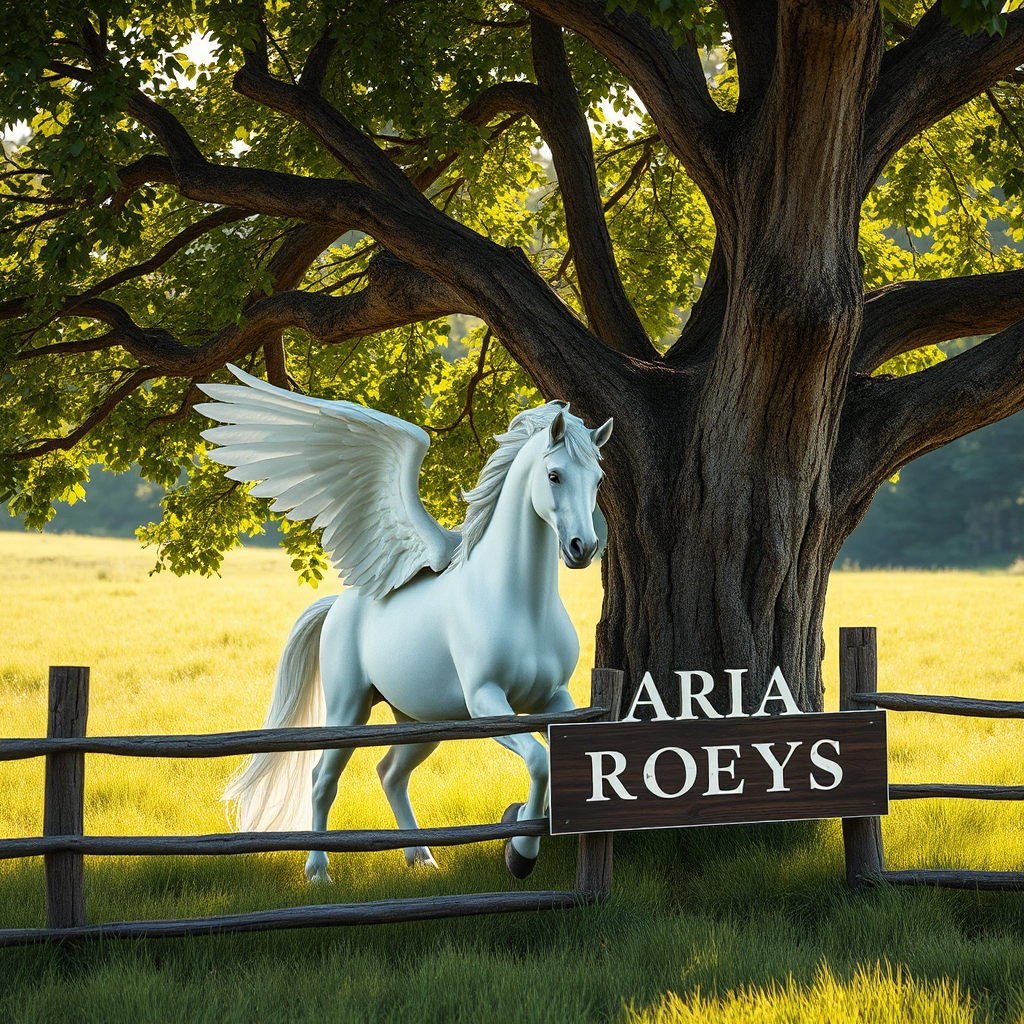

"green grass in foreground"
[1, 534, 1023, 1023]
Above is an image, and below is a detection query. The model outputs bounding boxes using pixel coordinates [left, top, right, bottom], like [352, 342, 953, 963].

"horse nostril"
[569, 538, 584, 559]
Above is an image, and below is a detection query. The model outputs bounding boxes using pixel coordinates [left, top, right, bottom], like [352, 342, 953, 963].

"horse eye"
[548, 471, 561, 484]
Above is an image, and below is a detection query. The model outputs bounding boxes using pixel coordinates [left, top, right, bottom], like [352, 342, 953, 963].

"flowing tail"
[223, 595, 338, 832]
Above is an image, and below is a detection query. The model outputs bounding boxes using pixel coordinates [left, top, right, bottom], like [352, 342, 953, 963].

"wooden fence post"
[839, 629, 885, 887]
[43, 666, 89, 929]
[575, 667, 624, 901]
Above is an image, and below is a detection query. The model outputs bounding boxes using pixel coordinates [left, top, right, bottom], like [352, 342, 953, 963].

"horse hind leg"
[376, 713, 440, 868]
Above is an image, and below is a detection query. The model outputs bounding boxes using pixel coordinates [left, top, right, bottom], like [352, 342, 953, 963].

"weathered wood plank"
[839, 628, 886, 888]
[0, 707, 605, 762]
[872, 870, 1024, 891]
[852, 692, 1024, 718]
[890, 784, 1024, 801]
[575, 668, 625, 901]
[0, 820, 549, 859]
[0, 891, 585, 947]
[43, 667, 89, 930]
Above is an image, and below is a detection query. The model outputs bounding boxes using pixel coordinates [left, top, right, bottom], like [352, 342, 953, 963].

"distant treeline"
[838, 410, 1024, 569]
[5, 411, 1024, 569]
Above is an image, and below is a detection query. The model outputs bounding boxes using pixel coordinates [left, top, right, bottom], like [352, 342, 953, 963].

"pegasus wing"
[195, 364, 458, 598]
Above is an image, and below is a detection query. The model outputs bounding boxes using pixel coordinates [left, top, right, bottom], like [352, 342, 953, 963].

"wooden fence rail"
[0, 892, 583, 948]
[0, 665, 625, 947]
[850, 692, 1024, 718]
[0, 821, 549, 859]
[840, 628, 1023, 891]
[0, 707, 606, 761]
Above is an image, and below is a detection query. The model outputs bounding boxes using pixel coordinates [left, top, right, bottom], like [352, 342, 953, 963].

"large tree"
[3, 1, 1024, 712]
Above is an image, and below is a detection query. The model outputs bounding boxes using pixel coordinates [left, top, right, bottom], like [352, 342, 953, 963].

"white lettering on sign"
[580, 737, 849, 801]
[751, 667, 803, 717]
[724, 669, 747, 718]
[622, 672, 673, 722]
[585, 750, 637, 802]
[751, 741, 802, 792]
[702, 745, 745, 796]
[643, 746, 698, 799]
[676, 671, 721, 720]
[624, 667, 802, 721]
[809, 739, 843, 790]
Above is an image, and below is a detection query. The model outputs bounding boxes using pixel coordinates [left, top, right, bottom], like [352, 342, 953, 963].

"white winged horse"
[196, 365, 611, 881]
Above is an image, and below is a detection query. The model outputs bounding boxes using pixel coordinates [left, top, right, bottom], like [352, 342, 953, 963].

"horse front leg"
[465, 683, 573, 877]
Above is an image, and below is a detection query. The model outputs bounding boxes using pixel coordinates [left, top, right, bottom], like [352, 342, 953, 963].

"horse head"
[530, 405, 613, 570]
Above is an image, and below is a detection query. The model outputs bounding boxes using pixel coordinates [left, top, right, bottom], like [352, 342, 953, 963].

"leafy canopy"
[1, 0, 1022, 582]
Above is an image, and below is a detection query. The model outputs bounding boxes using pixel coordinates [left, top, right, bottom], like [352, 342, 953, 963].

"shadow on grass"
[2, 822, 1024, 1023]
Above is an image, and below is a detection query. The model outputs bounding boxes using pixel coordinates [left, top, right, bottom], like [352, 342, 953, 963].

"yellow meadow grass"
[2, 534, 1024, 1023]
[1, 534, 1022, 871]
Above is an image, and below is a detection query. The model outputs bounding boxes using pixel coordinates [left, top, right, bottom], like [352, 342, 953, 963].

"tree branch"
[719, 0, 778, 113]
[67, 207, 252, 310]
[862, 5, 1024, 196]
[529, 14, 655, 360]
[838, 318, 1024, 511]
[297, 23, 336, 94]
[516, 0, 728, 205]
[242, 223, 339, 389]
[854, 269, 1024, 374]
[233, 51, 430, 206]
[111, 154, 178, 210]
[45, 44, 626, 410]
[6, 368, 157, 460]
[665, 236, 729, 365]
[16, 252, 476, 376]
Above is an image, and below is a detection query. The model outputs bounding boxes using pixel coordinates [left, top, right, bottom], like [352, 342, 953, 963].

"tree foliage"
[1, 0, 1023, 604]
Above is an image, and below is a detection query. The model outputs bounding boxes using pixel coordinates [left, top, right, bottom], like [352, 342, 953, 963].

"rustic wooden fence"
[6, 635, 1019, 946]
[840, 626, 1024, 890]
[0, 666, 624, 947]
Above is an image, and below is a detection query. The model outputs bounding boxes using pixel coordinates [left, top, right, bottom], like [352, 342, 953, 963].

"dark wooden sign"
[548, 711, 888, 835]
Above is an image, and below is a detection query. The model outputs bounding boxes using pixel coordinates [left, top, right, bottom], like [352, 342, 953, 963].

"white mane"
[450, 402, 601, 567]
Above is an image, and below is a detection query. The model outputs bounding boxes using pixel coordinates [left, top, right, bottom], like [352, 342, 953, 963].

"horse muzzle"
[561, 537, 599, 569]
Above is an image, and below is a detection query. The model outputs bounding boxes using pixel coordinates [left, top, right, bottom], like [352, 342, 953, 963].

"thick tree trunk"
[596, 402, 839, 717]
[587, 0, 884, 716]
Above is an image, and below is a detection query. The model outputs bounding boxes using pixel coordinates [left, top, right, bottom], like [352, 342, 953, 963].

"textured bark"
[593, 1, 885, 708]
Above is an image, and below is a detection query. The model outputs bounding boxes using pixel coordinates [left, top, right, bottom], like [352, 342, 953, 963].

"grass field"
[1, 533, 1023, 1022]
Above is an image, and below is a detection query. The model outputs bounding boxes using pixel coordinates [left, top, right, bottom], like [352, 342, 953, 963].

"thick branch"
[855, 270, 1024, 374]
[665, 237, 728, 365]
[111, 154, 178, 210]
[243, 223, 339, 388]
[18, 254, 475, 376]
[719, 0, 778, 113]
[52, 54, 622, 408]
[838, 318, 1024, 511]
[517, 0, 727, 204]
[862, 5, 1024, 195]
[530, 15, 655, 360]
[298, 25, 336, 94]
[233, 55, 429, 206]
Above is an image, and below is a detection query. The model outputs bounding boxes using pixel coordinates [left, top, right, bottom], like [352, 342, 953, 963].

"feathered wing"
[195, 365, 458, 598]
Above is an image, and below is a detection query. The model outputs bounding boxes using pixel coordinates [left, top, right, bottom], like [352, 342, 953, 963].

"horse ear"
[591, 418, 613, 448]
[549, 411, 567, 446]
[551, 399, 570, 412]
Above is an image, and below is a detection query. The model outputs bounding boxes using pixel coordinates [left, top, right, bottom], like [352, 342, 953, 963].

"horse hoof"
[304, 852, 333, 883]
[504, 839, 538, 879]
[501, 803, 537, 878]
[405, 846, 439, 869]
[501, 802, 525, 825]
